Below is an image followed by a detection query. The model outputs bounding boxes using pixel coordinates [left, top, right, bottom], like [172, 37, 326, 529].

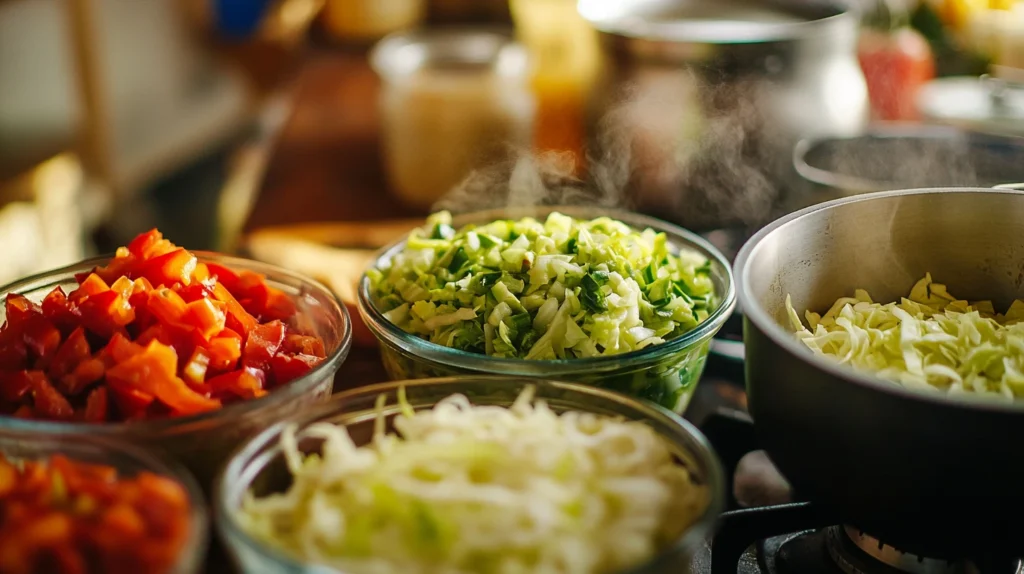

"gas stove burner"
[828, 526, 973, 574]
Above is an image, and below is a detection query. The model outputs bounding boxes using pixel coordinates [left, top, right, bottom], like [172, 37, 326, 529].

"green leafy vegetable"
[787, 273, 1024, 400]
[369, 211, 719, 360]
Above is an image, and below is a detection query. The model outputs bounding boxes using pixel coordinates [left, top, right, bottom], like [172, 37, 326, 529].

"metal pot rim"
[579, 0, 859, 44]
[734, 186, 1024, 414]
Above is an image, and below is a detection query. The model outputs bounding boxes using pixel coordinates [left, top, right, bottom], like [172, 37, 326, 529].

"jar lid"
[370, 28, 529, 81]
[917, 75, 1024, 137]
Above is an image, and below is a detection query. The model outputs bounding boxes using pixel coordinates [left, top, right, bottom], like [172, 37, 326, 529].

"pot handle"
[994, 183, 1024, 191]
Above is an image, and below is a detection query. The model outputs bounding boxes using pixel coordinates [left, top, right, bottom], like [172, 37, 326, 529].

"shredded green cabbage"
[786, 273, 1024, 400]
[237, 386, 707, 574]
[368, 211, 718, 360]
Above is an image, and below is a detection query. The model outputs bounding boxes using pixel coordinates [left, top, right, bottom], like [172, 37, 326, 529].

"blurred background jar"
[370, 29, 535, 210]
[509, 0, 600, 171]
[321, 0, 427, 43]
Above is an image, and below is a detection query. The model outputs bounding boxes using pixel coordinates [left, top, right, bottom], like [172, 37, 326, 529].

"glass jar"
[321, 0, 426, 43]
[370, 29, 536, 210]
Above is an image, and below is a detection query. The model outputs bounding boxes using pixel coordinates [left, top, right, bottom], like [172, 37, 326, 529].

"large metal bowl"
[734, 187, 1024, 560]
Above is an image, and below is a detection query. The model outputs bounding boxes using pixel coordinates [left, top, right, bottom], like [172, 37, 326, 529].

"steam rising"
[434, 70, 791, 232]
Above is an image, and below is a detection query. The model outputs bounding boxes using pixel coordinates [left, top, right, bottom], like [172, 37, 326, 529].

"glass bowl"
[0, 253, 352, 489]
[215, 376, 725, 574]
[356, 206, 736, 414]
[0, 427, 209, 573]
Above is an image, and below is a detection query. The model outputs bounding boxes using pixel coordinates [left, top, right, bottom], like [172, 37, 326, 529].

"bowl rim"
[0, 427, 210, 571]
[0, 251, 353, 434]
[213, 375, 726, 573]
[357, 205, 737, 373]
[734, 186, 1024, 414]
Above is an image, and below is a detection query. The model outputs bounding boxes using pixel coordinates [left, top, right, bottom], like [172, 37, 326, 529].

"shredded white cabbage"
[237, 386, 707, 574]
[786, 273, 1024, 400]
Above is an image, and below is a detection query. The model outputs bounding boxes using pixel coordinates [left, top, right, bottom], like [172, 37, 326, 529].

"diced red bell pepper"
[103, 333, 144, 365]
[283, 334, 327, 358]
[105, 341, 220, 415]
[109, 386, 154, 420]
[49, 327, 91, 379]
[270, 353, 323, 385]
[176, 282, 214, 304]
[5, 293, 41, 325]
[204, 263, 240, 292]
[0, 370, 35, 403]
[127, 229, 172, 260]
[0, 340, 27, 371]
[41, 288, 81, 335]
[69, 274, 110, 303]
[207, 332, 242, 371]
[146, 289, 187, 327]
[109, 276, 135, 300]
[83, 387, 109, 422]
[191, 262, 211, 284]
[62, 359, 104, 396]
[183, 298, 226, 341]
[207, 367, 266, 399]
[20, 315, 62, 364]
[182, 348, 210, 385]
[29, 375, 74, 420]
[136, 249, 197, 288]
[79, 290, 135, 338]
[242, 320, 286, 371]
[211, 283, 257, 335]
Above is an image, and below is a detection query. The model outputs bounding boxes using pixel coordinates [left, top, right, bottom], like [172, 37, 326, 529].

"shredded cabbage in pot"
[786, 273, 1024, 400]
[237, 386, 707, 573]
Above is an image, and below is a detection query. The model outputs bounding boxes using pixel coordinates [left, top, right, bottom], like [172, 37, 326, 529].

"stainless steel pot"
[791, 124, 1024, 209]
[735, 187, 1024, 561]
[580, 0, 868, 232]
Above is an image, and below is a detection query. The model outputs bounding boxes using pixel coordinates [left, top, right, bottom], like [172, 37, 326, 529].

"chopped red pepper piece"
[29, 374, 73, 421]
[105, 341, 220, 416]
[82, 387, 108, 422]
[211, 283, 257, 336]
[270, 353, 324, 385]
[0, 228, 326, 423]
[183, 298, 226, 341]
[0, 453, 192, 574]
[243, 320, 286, 371]
[136, 249, 197, 288]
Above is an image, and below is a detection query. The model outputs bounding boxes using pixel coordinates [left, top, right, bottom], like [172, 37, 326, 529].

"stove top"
[687, 379, 1024, 574]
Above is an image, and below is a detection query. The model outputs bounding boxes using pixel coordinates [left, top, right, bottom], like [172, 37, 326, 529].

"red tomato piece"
[126, 228, 167, 260]
[242, 321, 286, 371]
[20, 315, 62, 365]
